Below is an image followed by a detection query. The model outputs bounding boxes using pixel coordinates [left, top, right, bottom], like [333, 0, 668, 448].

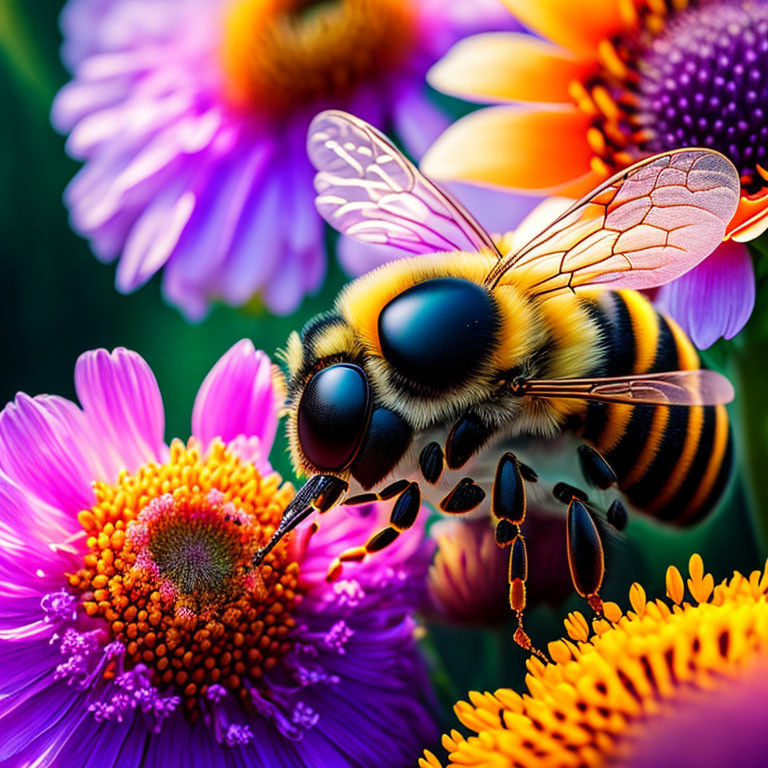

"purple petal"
[655, 240, 755, 349]
[391, 85, 451, 160]
[218, 158, 282, 304]
[0, 394, 98, 514]
[256, 144, 325, 313]
[116, 180, 195, 292]
[74, 348, 167, 475]
[191, 340, 278, 454]
[446, 181, 540, 236]
[0, 472, 79, 591]
[337, 235, 405, 276]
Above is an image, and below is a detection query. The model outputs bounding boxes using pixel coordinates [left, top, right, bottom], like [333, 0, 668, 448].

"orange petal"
[727, 191, 768, 242]
[499, 0, 630, 58]
[428, 33, 594, 104]
[421, 106, 593, 194]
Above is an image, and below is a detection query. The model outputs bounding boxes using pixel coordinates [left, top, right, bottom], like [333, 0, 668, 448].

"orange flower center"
[68, 438, 300, 713]
[220, 0, 417, 118]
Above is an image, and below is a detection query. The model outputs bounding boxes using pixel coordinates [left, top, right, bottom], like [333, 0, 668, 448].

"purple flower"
[0, 341, 436, 766]
[52, 0, 510, 319]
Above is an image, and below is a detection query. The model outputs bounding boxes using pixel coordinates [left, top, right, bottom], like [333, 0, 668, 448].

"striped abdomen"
[580, 290, 732, 525]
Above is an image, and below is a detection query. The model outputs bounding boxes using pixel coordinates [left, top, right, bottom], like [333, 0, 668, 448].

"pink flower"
[0, 341, 435, 767]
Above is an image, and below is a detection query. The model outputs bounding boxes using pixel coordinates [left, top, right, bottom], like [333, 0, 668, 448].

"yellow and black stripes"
[580, 290, 731, 526]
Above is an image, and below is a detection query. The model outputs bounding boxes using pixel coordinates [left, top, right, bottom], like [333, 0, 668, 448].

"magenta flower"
[0, 341, 435, 767]
[51, 0, 510, 319]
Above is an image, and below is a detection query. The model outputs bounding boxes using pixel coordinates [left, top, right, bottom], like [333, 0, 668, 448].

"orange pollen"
[68, 438, 300, 711]
[570, 0, 678, 177]
[220, 0, 417, 117]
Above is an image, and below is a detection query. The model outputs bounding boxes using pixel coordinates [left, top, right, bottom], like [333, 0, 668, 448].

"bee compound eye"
[297, 364, 371, 471]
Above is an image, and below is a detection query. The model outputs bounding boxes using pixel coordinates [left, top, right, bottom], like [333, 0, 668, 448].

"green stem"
[733, 324, 768, 556]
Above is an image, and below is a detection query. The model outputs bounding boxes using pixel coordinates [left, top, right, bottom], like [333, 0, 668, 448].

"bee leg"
[492, 452, 546, 660]
[552, 482, 589, 504]
[566, 497, 605, 616]
[578, 445, 617, 489]
[607, 498, 629, 531]
[326, 482, 421, 582]
[419, 442, 445, 484]
[444, 412, 490, 469]
[439, 477, 486, 513]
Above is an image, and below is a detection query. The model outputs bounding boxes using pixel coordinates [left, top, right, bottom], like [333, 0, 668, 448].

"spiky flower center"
[637, 0, 768, 191]
[68, 439, 299, 713]
[220, 0, 416, 118]
[576, 0, 768, 195]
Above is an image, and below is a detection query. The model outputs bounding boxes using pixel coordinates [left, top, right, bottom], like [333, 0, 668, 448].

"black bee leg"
[344, 478, 410, 507]
[419, 442, 445, 484]
[607, 498, 629, 531]
[440, 477, 486, 513]
[566, 497, 605, 616]
[578, 445, 617, 489]
[552, 482, 589, 504]
[492, 452, 546, 660]
[444, 412, 490, 470]
[325, 482, 421, 582]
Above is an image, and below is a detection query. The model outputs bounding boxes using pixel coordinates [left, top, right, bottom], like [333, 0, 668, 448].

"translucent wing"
[485, 149, 740, 295]
[308, 110, 501, 257]
[514, 370, 734, 406]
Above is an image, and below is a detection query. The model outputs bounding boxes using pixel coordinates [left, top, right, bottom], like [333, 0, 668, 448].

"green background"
[2, 0, 768, 704]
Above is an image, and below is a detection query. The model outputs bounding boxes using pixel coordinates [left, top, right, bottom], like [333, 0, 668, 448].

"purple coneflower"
[424, 0, 768, 348]
[0, 341, 435, 767]
[52, 0, 508, 319]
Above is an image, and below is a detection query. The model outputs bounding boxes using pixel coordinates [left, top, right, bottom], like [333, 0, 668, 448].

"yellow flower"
[423, 0, 768, 243]
[421, 554, 768, 768]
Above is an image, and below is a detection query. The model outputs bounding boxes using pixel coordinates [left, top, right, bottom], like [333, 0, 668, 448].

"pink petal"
[0, 472, 78, 601]
[191, 340, 278, 453]
[655, 240, 755, 349]
[74, 348, 167, 475]
[0, 394, 98, 514]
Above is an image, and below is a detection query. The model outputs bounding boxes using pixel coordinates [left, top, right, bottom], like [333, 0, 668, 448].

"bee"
[255, 110, 739, 654]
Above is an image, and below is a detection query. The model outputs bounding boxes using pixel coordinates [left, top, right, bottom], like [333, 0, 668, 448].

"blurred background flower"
[0, 342, 435, 767]
[426, 513, 571, 627]
[423, 0, 768, 349]
[51, 0, 510, 319]
[422, 554, 768, 768]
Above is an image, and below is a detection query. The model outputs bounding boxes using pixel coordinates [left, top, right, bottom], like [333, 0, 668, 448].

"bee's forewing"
[307, 110, 501, 257]
[485, 149, 741, 294]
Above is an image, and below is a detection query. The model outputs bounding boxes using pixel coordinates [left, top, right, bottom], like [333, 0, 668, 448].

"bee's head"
[280, 311, 412, 489]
